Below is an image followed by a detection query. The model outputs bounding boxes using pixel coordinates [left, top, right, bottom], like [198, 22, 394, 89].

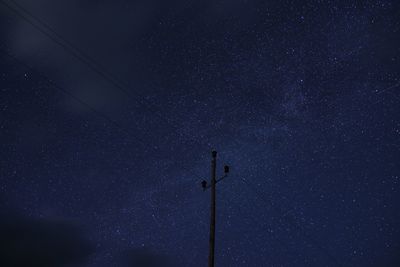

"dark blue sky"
[1, 0, 400, 266]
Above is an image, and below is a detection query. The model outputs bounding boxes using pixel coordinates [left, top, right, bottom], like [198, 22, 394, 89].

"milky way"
[1, 1, 400, 266]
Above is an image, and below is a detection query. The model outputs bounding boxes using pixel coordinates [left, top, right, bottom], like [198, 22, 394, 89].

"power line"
[0, 45, 132, 138]
[0, 0, 128, 95]
[1, 2, 349, 264]
[2, 33, 344, 267]
[0, 0, 211, 150]
[0, 45, 206, 182]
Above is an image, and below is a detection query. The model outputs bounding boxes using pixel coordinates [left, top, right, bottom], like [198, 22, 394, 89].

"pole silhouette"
[208, 151, 217, 267]
[201, 151, 230, 267]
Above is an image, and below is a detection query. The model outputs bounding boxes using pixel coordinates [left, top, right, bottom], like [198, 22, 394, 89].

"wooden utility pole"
[201, 151, 230, 267]
[208, 150, 217, 267]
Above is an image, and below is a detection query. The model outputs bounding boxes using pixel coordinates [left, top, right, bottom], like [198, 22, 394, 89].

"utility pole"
[201, 151, 230, 267]
[209, 150, 217, 267]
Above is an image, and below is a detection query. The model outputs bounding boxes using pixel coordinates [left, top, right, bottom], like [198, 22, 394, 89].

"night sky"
[1, 0, 400, 266]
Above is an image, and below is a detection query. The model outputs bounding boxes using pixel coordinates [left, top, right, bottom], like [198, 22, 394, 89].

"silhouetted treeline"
[0, 211, 178, 267]
[0, 213, 93, 267]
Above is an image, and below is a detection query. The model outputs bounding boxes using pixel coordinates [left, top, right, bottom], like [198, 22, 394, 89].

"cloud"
[1, 0, 159, 113]
[0, 0, 263, 115]
[0, 214, 94, 267]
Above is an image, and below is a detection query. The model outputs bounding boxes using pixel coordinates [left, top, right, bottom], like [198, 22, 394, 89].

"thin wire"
[0, 45, 205, 183]
[1, 2, 350, 264]
[0, 0, 215, 190]
[0, 0, 128, 96]
[240, 176, 345, 267]
[1, 45, 216, 236]
[0, 46, 132, 137]
[0, 0, 211, 150]
[2, 34, 344, 267]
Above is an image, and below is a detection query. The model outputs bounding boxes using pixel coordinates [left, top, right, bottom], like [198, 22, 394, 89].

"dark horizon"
[1, 0, 400, 266]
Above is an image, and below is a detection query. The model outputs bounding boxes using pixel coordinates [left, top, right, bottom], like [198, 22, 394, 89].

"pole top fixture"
[201, 180, 208, 191]
[224, 165, 229, 174]
[212, 151, 217, 157]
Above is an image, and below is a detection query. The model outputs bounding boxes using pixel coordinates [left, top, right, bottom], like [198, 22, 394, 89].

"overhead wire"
[0, 45, 205, 182]
[0, 0, 211, 150]
[0, 34, 344, 267]
[0, 46, 132, 138]
[0, 1, 348, 265]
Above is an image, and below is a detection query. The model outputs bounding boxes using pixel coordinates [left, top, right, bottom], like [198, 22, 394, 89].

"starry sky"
[1, 0, 400, 266]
